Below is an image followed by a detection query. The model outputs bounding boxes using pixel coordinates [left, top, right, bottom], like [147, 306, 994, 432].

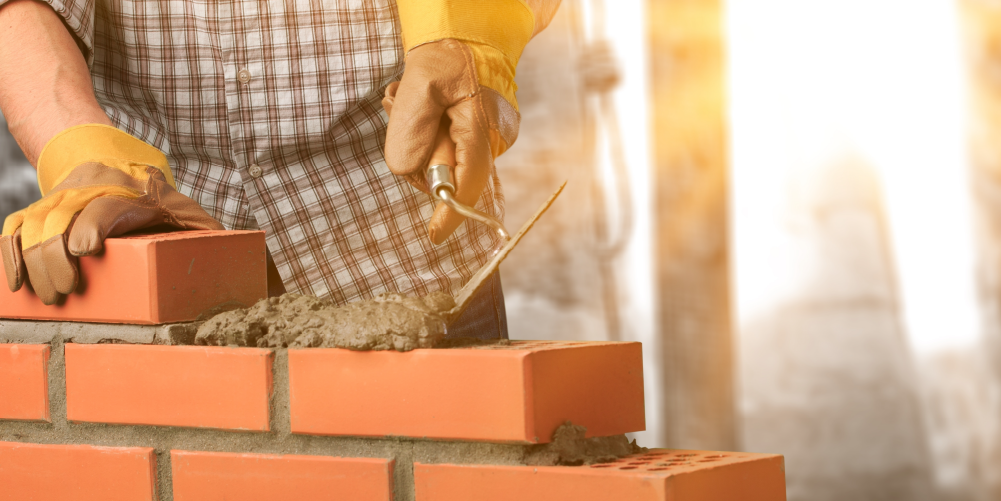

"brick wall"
[0, 338, 785, 500]
[0, 231, 784, 499]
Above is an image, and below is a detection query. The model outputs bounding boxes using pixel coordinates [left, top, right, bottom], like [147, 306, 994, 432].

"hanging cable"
[576, 0, 635, 341]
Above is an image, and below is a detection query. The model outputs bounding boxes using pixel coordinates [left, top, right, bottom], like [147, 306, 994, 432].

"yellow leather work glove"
[383, 0, 560, 245]
[0, 124, 224, 305]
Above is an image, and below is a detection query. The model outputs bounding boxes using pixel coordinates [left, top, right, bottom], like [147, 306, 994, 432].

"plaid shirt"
[23, 0, 503, 303]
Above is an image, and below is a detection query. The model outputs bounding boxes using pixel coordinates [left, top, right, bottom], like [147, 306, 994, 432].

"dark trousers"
[444, 271, 509, 340]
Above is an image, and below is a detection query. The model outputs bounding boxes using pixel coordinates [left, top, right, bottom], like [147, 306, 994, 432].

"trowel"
[423, 119, 565, 323]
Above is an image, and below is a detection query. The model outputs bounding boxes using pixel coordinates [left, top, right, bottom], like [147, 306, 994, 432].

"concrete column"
[647, 0, 736, 450]
[960, 1, 1001, 498]
[738, 159, 937, 501]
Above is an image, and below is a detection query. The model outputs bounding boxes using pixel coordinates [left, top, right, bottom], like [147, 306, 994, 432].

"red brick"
[0, 344, 49, 421]
[415, 449, 786, 501]
[171, 450, 393, 501]
[0, 441, 156, 501]
[65, 344, 272, 431]
[289, 341, 644, 442]
[0, 230, 266, 324]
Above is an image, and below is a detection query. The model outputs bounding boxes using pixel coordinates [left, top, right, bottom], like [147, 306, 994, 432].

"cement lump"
[524, 421, 645, 466]
[195, 292, 455, 351]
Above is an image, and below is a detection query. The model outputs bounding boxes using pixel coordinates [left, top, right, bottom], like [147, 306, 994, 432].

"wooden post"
[960, 1, 1001, 496]
[647, 0, 736, 449]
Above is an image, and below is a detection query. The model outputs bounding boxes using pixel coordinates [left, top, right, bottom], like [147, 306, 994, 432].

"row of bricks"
[0, 441, 786, 501]
[0, 340, 644, 443]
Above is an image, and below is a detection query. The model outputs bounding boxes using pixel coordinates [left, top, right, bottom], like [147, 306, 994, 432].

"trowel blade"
[446, 181, 566, 323]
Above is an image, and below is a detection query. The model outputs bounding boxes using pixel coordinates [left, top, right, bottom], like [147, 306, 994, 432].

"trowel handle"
[424, 117, 511, 243]
[429, 117, 456, 172]
[427, 118, 456, 197]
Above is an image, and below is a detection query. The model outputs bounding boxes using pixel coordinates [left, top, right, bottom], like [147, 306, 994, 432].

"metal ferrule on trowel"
[426, 121, 565, 324]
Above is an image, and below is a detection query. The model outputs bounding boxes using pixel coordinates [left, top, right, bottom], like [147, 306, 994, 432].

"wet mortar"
[195, 292, 456, 351]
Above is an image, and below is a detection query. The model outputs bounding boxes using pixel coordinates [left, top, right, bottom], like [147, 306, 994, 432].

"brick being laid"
[171, 450, 394, 501]
[65, 344, 273, 431]
[0, 441, 157, 501]
[0, 344, 49, 422]
[0, 230, 267, 324]
[414, 449, 787, 501]
[289, 340, 645, 442]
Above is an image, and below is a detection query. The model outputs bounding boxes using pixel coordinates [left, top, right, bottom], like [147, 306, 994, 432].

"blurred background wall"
[4, 0, 1001, 498]
[0, 113, 38, 223]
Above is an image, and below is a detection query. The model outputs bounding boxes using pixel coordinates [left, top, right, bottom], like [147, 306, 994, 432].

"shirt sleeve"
[0, 0, 95, 64]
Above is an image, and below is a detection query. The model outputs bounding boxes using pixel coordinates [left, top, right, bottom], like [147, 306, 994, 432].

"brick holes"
[413, 450, 789, 499]
[596, 451, 751, 472]
[582, 450, 751, 473]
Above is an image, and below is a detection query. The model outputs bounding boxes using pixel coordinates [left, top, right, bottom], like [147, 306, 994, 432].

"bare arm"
[0, 0, 111, 166]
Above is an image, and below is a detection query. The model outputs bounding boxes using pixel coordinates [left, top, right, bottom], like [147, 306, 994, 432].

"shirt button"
[238, 69, 252, 84]
[248, 164, 263, 178]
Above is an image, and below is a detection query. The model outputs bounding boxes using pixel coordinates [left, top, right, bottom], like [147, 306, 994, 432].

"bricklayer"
[0, 230, 267, 324]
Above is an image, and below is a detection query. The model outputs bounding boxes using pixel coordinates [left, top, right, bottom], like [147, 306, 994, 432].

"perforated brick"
[415, 449, 786, 501]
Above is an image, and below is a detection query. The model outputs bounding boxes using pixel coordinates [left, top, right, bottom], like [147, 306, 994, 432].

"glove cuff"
[396, 0, 535, 64]
[37, 124, 174, 195]
[467, 42, 520, 112]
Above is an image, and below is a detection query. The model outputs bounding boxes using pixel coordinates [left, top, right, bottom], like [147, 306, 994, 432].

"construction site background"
[3, 1, 1000, 500]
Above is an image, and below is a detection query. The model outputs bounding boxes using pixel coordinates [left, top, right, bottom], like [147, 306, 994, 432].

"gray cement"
[194, 292, 453, 351]
[0, 328, 637, 500]
[0, 319, 199, 345]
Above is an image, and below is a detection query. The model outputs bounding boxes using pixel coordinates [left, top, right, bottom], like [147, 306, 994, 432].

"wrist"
[396, 0, 534, 60]
[37, 124, 173, 195]
[465, 42, 519, 111]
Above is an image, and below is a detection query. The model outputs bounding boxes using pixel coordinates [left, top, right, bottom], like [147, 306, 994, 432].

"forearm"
[0, 0, 110, 166]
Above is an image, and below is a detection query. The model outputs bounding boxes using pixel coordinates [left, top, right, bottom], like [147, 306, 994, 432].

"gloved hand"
[0, 124, 224, 305]
[383, 0, 560, 245]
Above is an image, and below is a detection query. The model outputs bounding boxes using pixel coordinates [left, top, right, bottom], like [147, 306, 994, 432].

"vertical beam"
[961, 1, 1001, 496]
[647, 0, 736, 449]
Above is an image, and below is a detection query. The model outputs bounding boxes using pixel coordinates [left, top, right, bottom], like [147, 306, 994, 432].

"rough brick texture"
[414, 449, 787, 501]
[0, 230, 266, 324]
[0, 344, 49, 421]
[0, 442, 156, 501]
[65, 344, 273, 431]
[289, 341, 644, 442]
[171, 450, 394, 501]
